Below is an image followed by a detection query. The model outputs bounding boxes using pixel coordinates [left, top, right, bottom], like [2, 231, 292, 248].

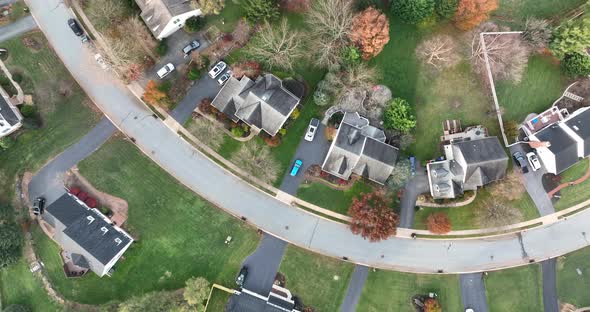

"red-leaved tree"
[143, 80, 168, 107]
[348, 7, 390, 59]
[426, 212, 452, 234]
[453, 0, 498, 31]
[232, 61, 262, 79]
[348, 191, 399, 242]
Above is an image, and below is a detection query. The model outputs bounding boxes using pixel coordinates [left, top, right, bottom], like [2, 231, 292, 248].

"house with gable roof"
[135, 0, 201, 40]
[0, 85, 23, 138]
[321, 112, 399, 185]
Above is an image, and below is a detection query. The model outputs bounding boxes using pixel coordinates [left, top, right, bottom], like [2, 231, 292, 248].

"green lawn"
[0, 259, 63, 312]
[0, 33, 99, 205]
[206, 289, 232, 312]
[296, 180, 373, 215]
[485, 264, 544, 312]
[496, 55, 567, 124]
[357, 270, 461, 312]
[558, 246, 590, 307]
[414, 189, 540, 230]
[278, 246, 354, 311]
[495, 0, 585, 22]
[554, 158, 590, 211]
[32, 138, 259, 304]
[560, 158, 589, 183]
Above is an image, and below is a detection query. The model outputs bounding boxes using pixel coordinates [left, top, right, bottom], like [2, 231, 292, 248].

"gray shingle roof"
[535, 124, 579, 173]
[45, 193, 132, 273]
[135, 0, 193, 38]
[565, 108, 590, 157]
[452, 137, 508, 187]
[0, 92, 21, 127]
[211, 75, 300, 136]
[322, 112, 398, 184]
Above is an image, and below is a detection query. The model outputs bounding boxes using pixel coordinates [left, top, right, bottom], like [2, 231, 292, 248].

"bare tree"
[487, 171, 525, 201]
[468, 22, 530, 83]
[187, 118, 225, 150]
[523, 18, 552, 50]
[305, 0, 354, 68]
[245, 19, 304, 71]
[476, 198, 523, 228]
[230, 141, 280, 184]
[85, 0, 126, 31]
[416, 35, 462, 71]
[325, 63, 379, 99]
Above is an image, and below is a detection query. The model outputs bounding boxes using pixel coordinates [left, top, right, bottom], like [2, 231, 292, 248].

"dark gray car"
[182, 40, 200, 56]
[512, 151, 529, 173]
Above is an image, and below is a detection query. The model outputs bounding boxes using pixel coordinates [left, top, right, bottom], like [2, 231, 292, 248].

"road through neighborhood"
[25, 0, 590, 274]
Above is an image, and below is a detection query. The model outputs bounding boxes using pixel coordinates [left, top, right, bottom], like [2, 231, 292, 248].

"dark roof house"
[321, 112, 398, 184]
[135, 0, 201, 39]
[427, 133, 508, 199]
[42, 193, 133, 277]
[0, 85, 23, 137]
[529, 107, 590, 174]
[211, 74, 301, 136]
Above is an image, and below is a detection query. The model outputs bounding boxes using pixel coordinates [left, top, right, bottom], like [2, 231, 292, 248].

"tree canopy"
[383, 98, 416, 133]
[453, 0, 498, 30]
[391, 0, 435, 24]
[196, 0, 225, 15]
[563, 52, 590, 77]
[349, 7, 390, 59]
[550, 18, 590, 59]
[242, 0, 280, 23]
[348, 191, 399, 241]
[183, 276, 210, 308]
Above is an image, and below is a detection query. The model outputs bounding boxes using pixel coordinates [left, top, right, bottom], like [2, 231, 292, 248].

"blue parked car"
[290, 159, 303, 176]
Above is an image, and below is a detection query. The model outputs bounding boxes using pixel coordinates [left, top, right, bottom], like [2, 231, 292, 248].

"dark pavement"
[542, 259, 559, 312]
[169, 73, 221, 124]
[339, 265, 369, 312]
[28, 117, 116, 205]
[460, 273, 489, 312]
[279, 123, 330, 195]
[240, 233, 287, 296]
[509, 143, 555, 216]
[0, 0, 17, 6]
[0, 15, 37, 43]
[398, 162, 429, 228]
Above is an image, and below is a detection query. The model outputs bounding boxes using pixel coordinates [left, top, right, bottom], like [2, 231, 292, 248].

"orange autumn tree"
[424, 298, 442, 312]
[348, 7, 390, 59]
[348, 191, 399, 241]
[143, 80, 167, 107]
[453, 0, 498, 30]
[426, 212, 452, 234]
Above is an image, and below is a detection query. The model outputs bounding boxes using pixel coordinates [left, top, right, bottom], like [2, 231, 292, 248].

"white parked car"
[157, 63, 175, 79]
[217, 70, 232, 85]
[208, 61, 227, 79]
[526, 152, 541, 171]
[305, 118, 320, 142]
[94, 53, 108, 70]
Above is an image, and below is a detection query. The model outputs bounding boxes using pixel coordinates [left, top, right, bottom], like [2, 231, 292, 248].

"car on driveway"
[157, 63, 175, 79]
[290, 159, 303, 176]
[182, 40, 200, 57]
[236, 267, 248, 287]
[526, 152, 541, 171]
[32, 197, 45, 216]
[305, 118, 320, 142]
[217, 70, 232, 85]
[512, 151, 529, 173]
[208, 61, 227, 78]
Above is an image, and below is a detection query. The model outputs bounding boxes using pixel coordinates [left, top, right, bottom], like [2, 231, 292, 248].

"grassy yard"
[495, 0, 585, 22]
[413, 189, 540, 230]
[278, 246, 354, 311]
[496, 55, 567, 124]
[357, 270, 461, 312]
[296, 180, 373, 215]
[31, 138, 259, 304]
[485, 264, 544, 312]
[205, 289, 232, 312]
[0, 33, 100, 212]
[554, 158, 590, 210]
[0, 259, 63, 312]
[558, 246, 590, 307]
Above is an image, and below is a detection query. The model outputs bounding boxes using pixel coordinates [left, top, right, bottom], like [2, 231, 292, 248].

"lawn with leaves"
[485, 264, 544, 312]
[554, 158, 590, 211]
[357, 270, 461, 312]
[278, 246, 354, 311]
[32, 138, 259, 304]
[296, 180, 373, 215]
[558, 246, 590, 307]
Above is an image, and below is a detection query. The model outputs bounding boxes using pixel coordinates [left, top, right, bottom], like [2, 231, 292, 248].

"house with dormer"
[41, 192, 133, 277]
[135, 0, 201, 40]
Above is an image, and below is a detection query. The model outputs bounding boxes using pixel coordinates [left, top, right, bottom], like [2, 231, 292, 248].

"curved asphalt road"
[26, 0, 590, 274]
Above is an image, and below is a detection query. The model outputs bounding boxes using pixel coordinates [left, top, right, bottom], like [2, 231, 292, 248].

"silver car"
[208, 61, 227, 79]
[157, 63, 175, 79]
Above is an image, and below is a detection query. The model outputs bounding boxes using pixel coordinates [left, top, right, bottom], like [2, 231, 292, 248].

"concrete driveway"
[340, 265, 369, 312]
[170, 73, 221, 124]
[460, 273, 489, 312]
[143, 29, 209, 83]
[542, 259, 559, 312]
[509, 143, 555, 216]
[0, 15, 36, 43]
[239, 233, 287, 296]
[279, 122, 330, 195]
[399, 162, 429, 228]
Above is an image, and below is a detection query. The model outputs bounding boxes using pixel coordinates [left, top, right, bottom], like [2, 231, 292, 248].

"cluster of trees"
[0, 221, 22, 268]
[117, 276, 210, 312]
[348, 191, 399, 241]
[551, 17, 590, 77]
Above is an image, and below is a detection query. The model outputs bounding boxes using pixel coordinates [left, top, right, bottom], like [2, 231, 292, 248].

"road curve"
[26, 0, 590, 274]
